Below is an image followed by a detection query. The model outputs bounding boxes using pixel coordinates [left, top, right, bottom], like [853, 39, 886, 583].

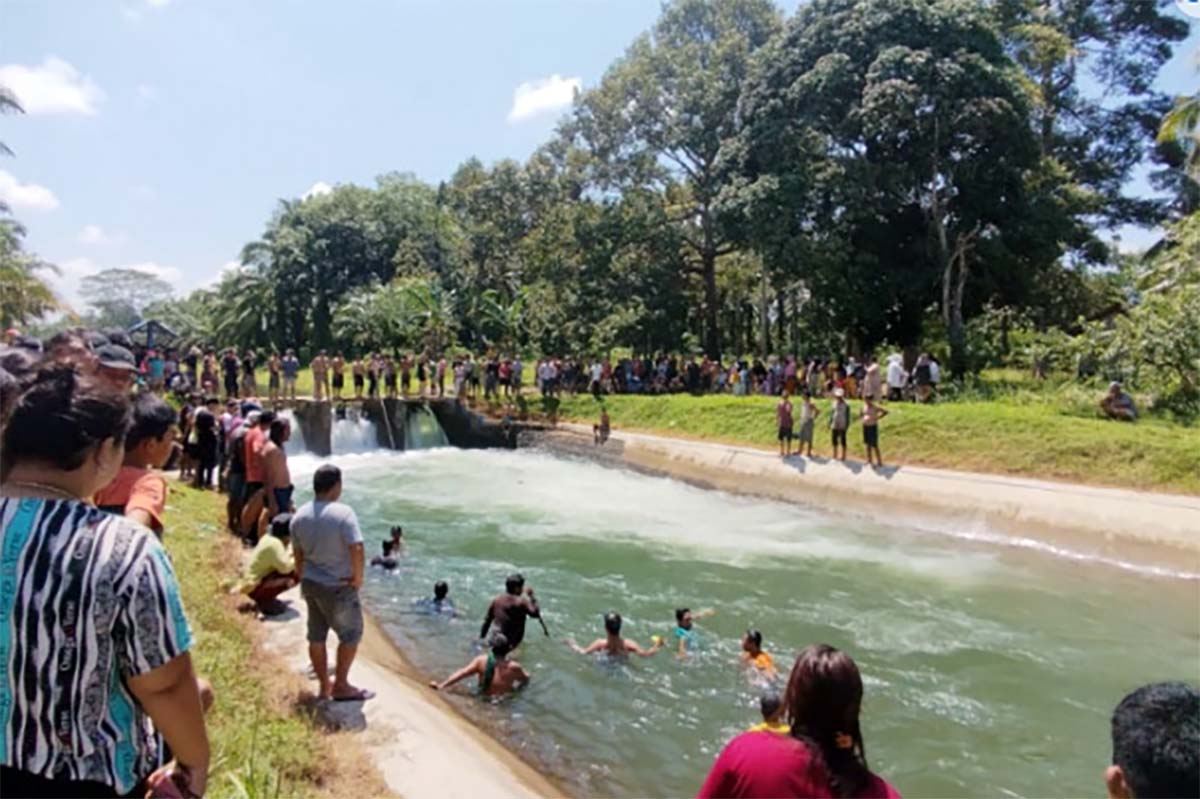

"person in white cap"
[829, 387, 852, 461]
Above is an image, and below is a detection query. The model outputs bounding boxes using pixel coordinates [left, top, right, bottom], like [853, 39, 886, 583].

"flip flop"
[332, 688, 376, 702]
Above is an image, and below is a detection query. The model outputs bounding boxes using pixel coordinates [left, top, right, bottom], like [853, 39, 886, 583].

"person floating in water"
[567, 611, 663, 658]
[740, 629, 776, 676]
[674, 607, 715, 657]
[480, 573, 542, 650]
[370, 540, 398, 570]
[429, 633, 529, 697]
[747, 690, 790, 734]
[413, 580, 458, 617]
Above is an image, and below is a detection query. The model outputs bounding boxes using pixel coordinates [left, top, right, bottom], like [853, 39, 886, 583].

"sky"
[1, 0, 1196, 313]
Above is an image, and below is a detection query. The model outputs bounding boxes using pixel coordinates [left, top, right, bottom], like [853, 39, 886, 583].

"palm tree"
[1, 219, 60, 327]
[0, 84, 22, 159]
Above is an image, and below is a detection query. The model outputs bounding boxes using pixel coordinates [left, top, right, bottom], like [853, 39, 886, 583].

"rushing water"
[286, 448, 1199, 799]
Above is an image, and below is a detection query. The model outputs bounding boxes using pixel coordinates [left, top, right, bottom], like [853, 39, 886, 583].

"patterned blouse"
[0, 497, 192, 793]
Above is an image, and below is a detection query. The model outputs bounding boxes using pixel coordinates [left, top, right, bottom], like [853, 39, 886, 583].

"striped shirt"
[0, 497, 192, 793]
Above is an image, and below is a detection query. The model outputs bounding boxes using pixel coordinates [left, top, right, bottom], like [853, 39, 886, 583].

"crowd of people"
[0, 325, 1194, 799]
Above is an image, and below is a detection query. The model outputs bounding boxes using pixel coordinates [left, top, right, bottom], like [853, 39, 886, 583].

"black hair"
[675, 608, 690, 624]
[313, 464, 341, 495]
[505, 573, 525, 594]
[382, 540, 394, 555]
[205, 396, 220, 406]
[434, 580, 448, 599]
[269, 417, 288, 445]
[270, 513, 292, 539]
[258, 410, 276, 426]
[125, 394, 177, 450]
[1111, 681, 1199, 799]
[1, 364, 131, 480]
[746, 629, 763, 649]
[0, 345, 38, 382]
[761, 690, 783, 722]
[391, 525, 403, 538]
[604, 611, 622, 635]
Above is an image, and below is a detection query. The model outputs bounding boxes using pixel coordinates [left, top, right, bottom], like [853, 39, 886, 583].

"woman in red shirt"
[696, 644, 900, 799]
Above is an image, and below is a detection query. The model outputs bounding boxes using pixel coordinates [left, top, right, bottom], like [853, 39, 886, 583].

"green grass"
[163, 486, 384, 799]
[521, 391, 1200, 495]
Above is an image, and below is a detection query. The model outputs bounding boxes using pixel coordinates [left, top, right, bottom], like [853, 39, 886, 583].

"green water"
[288, 448, 1199, 798]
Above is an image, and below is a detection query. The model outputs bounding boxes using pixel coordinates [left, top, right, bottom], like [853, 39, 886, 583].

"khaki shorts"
[301, 580, 363, 645]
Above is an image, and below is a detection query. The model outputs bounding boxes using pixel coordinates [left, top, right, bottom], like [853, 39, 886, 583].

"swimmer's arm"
[430, 657, 482, 691]
[693, 609, 716, 620]
[677, 636, 688, 658]
[627, 639, 660, 658]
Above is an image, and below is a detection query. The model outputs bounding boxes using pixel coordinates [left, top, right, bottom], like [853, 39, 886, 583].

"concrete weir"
[288, 398, 514, 455]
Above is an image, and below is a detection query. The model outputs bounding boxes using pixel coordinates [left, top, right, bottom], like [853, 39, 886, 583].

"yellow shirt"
[750, 651, 775, 671]
[747, 721, 791, 735]
[240, 535, 295, 593]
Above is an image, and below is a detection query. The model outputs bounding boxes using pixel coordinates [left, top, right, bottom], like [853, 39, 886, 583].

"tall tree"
[80, 267, 173, 329]
[568, 0, 782, 358]
[0, 218, 58, 328]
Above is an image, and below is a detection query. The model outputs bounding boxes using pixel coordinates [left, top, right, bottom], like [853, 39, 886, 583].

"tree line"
[4, 0, 1197, 397]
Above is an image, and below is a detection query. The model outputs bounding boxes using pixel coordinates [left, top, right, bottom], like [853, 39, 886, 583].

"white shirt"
[929, 361, 941, 383]
[591, 362, 603, 381]
[886, 361, 905, 388]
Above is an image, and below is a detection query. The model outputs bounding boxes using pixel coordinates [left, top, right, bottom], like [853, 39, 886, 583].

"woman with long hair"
[697, 644, 899, 799]
[0, 364, 209, 798]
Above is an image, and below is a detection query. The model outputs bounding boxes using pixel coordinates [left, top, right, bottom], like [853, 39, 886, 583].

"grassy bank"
[532, 393, 1200, 495]
[163, 485, 390, 799]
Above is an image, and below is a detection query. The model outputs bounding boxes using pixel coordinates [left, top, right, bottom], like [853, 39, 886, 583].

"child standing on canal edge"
[776, 392, 794, 457]
[829, 388, 851, 461]
[862, 396, 889, 467]
[797, 392, 818, 458]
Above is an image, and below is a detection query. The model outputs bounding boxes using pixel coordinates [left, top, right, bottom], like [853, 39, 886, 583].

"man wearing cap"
[96, 344, 139, 393]
[1101, 381, 1137, 422]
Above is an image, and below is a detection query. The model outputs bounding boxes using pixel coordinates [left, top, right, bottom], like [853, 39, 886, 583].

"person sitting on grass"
[429, 632, 530, 697]
[1104, 682, 1198, 799]
[1101, 381, 1138, 422]
[240, 512, 299, 616]
[95, 393, 177, 536]
[740, 629, 776, 676]
[747, 690, 790, 735]
[371, 539, 398, 570]
[568, 611, 663, 659]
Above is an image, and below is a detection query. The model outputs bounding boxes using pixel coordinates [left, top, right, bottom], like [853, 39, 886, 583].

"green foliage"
[331, 276, 458, 355]
[79, 267, 174, 329]
[0, 218, 59, 328]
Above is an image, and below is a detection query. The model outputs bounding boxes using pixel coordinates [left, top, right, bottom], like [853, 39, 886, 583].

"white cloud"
[78, 224, 125, 245]
[0, 57, 104, 115]
[123, 261, 184, 285]
[136, 84, 157, 102]
[0, 169, 59, 211]
[145, 0, 171, 6]
[507, 74, 581, 123]
[302, 181, 333, 200]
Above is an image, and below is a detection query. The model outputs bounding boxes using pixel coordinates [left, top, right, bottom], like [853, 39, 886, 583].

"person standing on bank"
[0, 364, 209, 798]
[290, 464, 374, 702]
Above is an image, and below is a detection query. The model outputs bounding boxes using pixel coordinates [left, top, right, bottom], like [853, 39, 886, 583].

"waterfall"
[332, 408, 380, 454]
[280, 409, 308, 455]
[404, 404, 449, 450]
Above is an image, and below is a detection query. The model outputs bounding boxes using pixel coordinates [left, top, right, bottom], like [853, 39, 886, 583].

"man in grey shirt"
[291, 464, 373, 702]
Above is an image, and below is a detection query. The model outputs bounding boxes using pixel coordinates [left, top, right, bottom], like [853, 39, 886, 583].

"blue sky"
[1, 0, 1195, 311]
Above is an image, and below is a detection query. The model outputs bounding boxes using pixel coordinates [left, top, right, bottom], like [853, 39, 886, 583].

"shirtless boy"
[568, 612, 662, 658]
[429, 633, 529, 696]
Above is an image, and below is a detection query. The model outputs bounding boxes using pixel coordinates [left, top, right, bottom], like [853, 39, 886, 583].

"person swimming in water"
[740, 629, 777, 675]
[567, 611, 663, 659]
[370, 540, 398, 570]
[413, 580, 458, 617]
[673, 607, 716, 657]
[429, 633, 529, 697]
[746, 690, 790, 734]
[390, 525, 404, 552]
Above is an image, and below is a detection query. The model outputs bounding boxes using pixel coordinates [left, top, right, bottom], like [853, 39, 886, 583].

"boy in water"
[568, 612, 663, 658]
[796, 392, 819, 458]
[776, 392, 794, 457]
[829, 387, 851, 461]
[740, 629, 776, 675]
[429, 633, 529, 697]
[414, 581, 458, 616]
[480, 573, 541, 650]
[371, 540, 398, 571]
[674, 607, 716, 657]
[747, 691, 790, 734]
[861, 396, 890, 467]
